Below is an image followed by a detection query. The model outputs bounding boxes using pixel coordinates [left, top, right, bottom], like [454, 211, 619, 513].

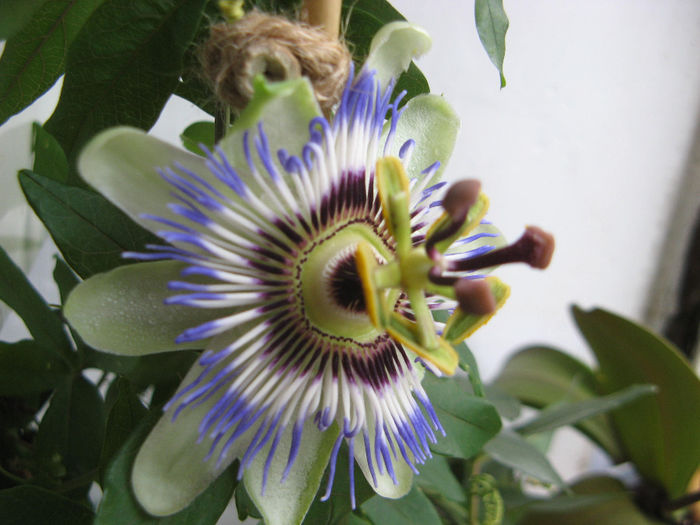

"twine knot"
[201, 10, 352, 114]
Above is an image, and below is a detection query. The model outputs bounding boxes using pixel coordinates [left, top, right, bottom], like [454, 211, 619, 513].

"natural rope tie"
[201, 10, 352, 114]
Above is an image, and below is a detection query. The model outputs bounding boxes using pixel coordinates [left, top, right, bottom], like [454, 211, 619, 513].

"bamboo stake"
[301, 0, 343, 40]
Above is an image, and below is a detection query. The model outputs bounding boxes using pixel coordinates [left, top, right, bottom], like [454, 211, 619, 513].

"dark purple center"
[329, 253, 366, 313]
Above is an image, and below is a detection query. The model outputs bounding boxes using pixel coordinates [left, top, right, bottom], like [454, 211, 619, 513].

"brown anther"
[523, 226, 555, 269]
[454, 279, 496, 315]
[442, 180, 481, 219]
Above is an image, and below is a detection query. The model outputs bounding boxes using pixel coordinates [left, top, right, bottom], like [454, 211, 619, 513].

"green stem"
[56, 468, 98, 493]
[214, 106, 231, 143]
[461, 362, 486, 398]
[0, 464, 30, 485]
[468, 455, 485, 524]
[661, 489, 700, 512]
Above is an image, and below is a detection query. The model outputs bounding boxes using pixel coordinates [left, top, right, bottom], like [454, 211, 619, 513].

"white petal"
[366, 22, 432, 89]
[132, 360, 256, 516]
[386, 94, 459, 186]
[64, 261, 225, 355]
[78, 127, 211, 237]
[243, 419, 339, 525]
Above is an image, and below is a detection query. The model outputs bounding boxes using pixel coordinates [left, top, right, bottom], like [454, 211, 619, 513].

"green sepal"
[427, 192, 490, 254]
[385, 312, 457, 375]
[376, 156, 412, 255]
[443, 277, 510, 344]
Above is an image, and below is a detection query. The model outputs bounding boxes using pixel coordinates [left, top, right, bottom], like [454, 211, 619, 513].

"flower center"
[298, 224, 391, 342]
[329, 252, 366, 313]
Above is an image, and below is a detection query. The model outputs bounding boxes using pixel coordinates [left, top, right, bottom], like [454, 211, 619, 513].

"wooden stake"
[301, 0, 342, 40]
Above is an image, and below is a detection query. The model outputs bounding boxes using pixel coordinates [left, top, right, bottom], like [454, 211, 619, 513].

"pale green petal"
[385, 94, 460, 186]
[78, 127, 211, 237]
[366, 21, 432, 89]
[218, 76, 322, 183]
[64, 261, 225, 355]
[243, 420, 338, 525]
[353, 421, 414, 499]
[132, 359, 254, 516]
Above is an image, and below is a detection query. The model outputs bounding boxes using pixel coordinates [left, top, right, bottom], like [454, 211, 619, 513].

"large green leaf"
[572, 306, 700, 498]
[414, 455, 466, 504]
[95, 409, 237, 525]
[341, 0, 429, 102]
[474, 0, 509, 88]
[32, 123, 69, 183]
[422, 373, 501, 459]
[35, 375, 105, 486]
[99, 378, 148, 480]
[518, 476, 663, 525]
[0, 243, 72, 362]
[362, 486, 442, 525]
[0, 0, 104, 125]
[493, 345, 622, 459]
[52, 257, 80, 304]
[515, 384, 657, 437]
[83, 349, 198, 390]
[0, 485, 94, 525]
[0, 339, 69, 396]
[44, 0, 208, 180]
[19, 170, 160, 278]
[0, 0, 46, 40]
[180, 121, 215, 156]
[484, 430, 564, 488]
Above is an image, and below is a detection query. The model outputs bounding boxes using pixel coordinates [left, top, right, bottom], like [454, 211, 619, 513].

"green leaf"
[35, 375, 105, 485]
[518, 476, 664, 525]
[84, 349, 198, 390]
[0, 0, 46, 39]
[493, 345, 622, 459]
[414, 455, 466, 503]
[484, 430, 564, 487]
[572, 306, 700, 498]
[514, 384, 657, 437]
[0, 339, 69, 396]
[341, 0, 429, 102]
[234, 483, 261, 521]
[483, 384, 521, 420]
[170, 1, 221, 116]
[99, 378, 147, 480]
[44, 0, 208, 180]
[362, 486, 442, 525]
[244, 0, 302, 12]
[0, 485, 94, 525]
[52, 257, 80, 304]
[422, 373, 501, 459]
[32, 123, 69, 183]
[0, 243, 72, 360]
[19, 170, 160, 278]
[474, 0, 509, 88]
[95, 409, 237, 525]
[180, 121, 215, 156]
[0, 0, 105, 125]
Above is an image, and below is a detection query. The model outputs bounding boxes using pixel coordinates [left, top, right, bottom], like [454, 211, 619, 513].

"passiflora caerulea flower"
[64, 22, 552, 525]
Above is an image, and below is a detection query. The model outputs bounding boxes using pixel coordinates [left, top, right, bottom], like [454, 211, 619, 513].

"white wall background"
[1, 0, 699, 490]
[394, 0, 700, 379]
